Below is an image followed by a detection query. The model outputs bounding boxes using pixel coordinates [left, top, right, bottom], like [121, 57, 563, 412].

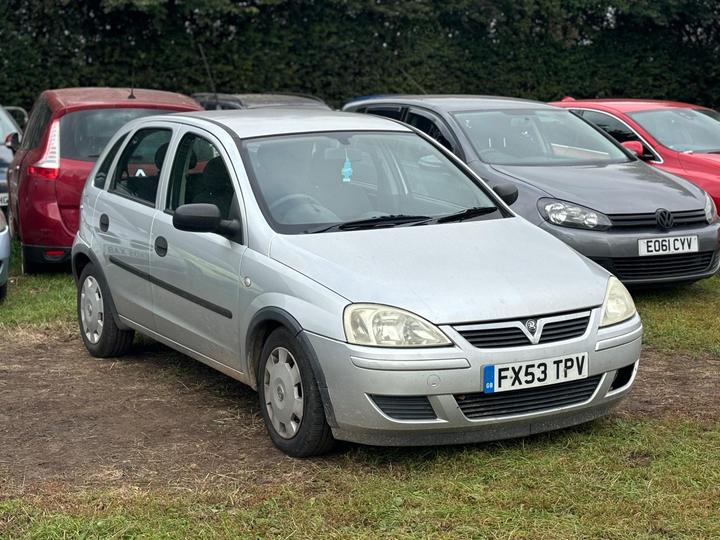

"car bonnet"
[269, 217, 609, 324]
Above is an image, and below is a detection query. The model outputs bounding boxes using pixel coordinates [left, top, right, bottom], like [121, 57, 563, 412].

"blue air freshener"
[341, 156, 353, 183]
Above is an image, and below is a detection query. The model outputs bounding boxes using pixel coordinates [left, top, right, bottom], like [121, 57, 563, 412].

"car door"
[150, 128, 246, 367]
[93, 124, 174, 330]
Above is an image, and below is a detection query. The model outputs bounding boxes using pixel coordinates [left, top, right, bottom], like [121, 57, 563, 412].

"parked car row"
[2, 86, 718, 456]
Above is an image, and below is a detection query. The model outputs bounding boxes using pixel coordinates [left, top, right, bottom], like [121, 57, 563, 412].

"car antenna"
[197, 42, 220, 110]
[128, 66, 136, 99]
[399, 67, 428, 95]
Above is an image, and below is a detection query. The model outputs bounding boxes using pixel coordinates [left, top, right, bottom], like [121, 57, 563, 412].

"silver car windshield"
[628, 108, 720, 153]
[454, 109, 629, 166]
[241, 131, 503, 234]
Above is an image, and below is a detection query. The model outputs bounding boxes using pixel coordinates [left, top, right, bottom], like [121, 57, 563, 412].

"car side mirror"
[492, 184, 519, 206]
[4, 132, 20, 153]
[621, 140, 644, 158]
[173, 203, 241, 239]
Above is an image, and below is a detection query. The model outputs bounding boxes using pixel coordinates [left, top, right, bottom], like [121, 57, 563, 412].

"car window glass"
[166, 133, 236, 219]
[20, 99, 52, 150]
[366, 106, 403, 121]
[110, 128, 172, 205]
[628, 108, 720, 153]
[242, 131, 498, 234]
[0, 108, 18, 138]
[60, 108, 167, 162]
[581, 110, 656, 159]
[405, 110, 455, 152]
[455, 109, 628, 166]
[94, 134, 127, 189]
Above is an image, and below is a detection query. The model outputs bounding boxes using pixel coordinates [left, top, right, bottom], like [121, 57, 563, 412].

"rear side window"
[110, 128, 172, 206]
[94, 134, 127, 189]
[60, 108, 168, 162]
[20, 99, 52, 150]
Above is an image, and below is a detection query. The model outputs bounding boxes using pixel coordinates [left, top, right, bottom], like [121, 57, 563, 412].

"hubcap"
[80, 276, 104, 344]
[264, 347, 304, 439]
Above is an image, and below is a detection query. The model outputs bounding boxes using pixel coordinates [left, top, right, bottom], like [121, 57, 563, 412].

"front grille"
[455, 375, 602, 419]
[593, 251, 715, 281]
[370, 395, 436, 420]
[608, 209, 706, 229]
[456, 311, 591, 349]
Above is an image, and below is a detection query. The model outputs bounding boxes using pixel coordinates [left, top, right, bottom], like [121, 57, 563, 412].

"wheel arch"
[246, 307, 337, 427]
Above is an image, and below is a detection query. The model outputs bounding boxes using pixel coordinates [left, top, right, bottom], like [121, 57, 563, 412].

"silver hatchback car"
[72, 110, 642, 456]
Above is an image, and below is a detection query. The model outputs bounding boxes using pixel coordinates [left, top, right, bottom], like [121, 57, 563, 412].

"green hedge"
[1, 1, 719, 111]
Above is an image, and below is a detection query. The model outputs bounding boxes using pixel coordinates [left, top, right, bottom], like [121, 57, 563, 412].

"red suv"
[6, 88, 201, 272]
[551, 98, 720, 209]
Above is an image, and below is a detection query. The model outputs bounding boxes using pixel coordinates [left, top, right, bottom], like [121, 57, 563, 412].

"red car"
[5, 88, 201, 273]
[551, 98, 720, 209]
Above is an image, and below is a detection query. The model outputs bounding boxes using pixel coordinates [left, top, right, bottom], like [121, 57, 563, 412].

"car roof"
[41, 87, 202, 113]
[550, 98, 711, 114]
[167, 108, 411, 139]
[192, 92, 330, 109]
[344, 94, 558, 112]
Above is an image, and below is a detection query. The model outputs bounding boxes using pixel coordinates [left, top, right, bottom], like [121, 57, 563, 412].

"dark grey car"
[344, 96, 720, 285]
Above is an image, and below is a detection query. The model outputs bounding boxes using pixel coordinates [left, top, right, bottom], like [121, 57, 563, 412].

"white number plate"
[638, 236, 698, 256]
[483, 353, 588, 394]
[0, 193, 7, 206]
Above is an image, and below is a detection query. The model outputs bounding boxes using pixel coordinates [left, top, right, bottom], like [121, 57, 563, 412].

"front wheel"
[77, 264, 134, 357]
[257, 328, 335, 457]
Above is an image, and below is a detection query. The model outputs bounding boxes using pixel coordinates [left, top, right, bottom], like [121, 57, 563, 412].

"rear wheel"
[20, 245, 43, 275]
[257, 328, 335, 457]
[77, 264, 134, 357]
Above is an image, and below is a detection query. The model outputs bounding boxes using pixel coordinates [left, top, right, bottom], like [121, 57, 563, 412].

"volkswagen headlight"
[704, 193, 717, 224]
[343, 304, 451, 347]
[538, 198, 612, 230]
[600, 276, 636, 327]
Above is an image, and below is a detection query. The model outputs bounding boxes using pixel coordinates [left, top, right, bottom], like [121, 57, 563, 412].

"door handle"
[99, 213, 109, 232]
[154, 236, 168, 257]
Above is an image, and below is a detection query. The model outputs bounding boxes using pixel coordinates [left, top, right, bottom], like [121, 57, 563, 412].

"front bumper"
[306, 309, 642, 446]
[0, 226, 10, 286]
[539, 222, 720, 285]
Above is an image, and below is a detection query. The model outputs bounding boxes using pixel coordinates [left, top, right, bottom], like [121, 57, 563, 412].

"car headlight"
[704, 193, 717, 224]
[600, 276, 636, 327]
[343, 304, 451, 347]
[538, 198, 612, 230]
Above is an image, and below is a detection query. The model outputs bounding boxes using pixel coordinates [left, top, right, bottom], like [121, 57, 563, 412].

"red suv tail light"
[28, 119, 60, 180]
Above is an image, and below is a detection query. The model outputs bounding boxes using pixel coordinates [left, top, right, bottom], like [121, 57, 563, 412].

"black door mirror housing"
[492, 184, 519, 206]
[4, 132, 20, 153]
[173, 203, 241, 239]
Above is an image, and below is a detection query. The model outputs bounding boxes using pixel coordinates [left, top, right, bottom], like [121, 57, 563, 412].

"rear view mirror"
[4, 132, 20, 153]
[173, 203, 241, 239]
[493, 184, 519, 206]
[621, 140, 644, 158]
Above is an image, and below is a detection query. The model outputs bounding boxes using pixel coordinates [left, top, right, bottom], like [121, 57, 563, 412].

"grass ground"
[1, 244, 719, 539]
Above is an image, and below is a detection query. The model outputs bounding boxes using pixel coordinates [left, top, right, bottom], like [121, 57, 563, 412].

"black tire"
[77, 263, 134, 357]
[257, 327, 335, 457]
[21, 245, 43, 275]
[0, 282, 6, 302]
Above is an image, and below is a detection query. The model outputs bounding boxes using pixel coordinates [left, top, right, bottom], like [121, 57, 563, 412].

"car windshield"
[241, 131, 503, 234]
[628, 108, 720, 153]
[454, 109, 629, 166]
[60, 108, 169, 161]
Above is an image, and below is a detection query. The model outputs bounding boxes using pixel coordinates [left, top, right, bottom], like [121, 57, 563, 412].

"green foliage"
[0, 1, 719, 112]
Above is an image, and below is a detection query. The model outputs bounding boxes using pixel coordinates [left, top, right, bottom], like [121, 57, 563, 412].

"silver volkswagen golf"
[72, 109, 642, 456]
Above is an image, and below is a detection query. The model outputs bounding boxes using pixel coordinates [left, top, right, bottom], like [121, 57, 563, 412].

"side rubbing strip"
[109, 256, 233, 319]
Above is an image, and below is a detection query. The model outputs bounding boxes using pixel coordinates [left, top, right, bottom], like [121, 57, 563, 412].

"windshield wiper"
[414, 206, 498, 225]
[305, 214, 430, 233]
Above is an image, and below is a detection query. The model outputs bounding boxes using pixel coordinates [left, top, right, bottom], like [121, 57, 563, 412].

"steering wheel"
[269, 193, 325, 215]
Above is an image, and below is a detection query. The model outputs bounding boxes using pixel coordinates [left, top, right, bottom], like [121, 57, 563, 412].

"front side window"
[405, 110, 456, 152]
[241, 131, 501, 234]
[110, 128, 172, 205]
[166, 133, 236, 219]
[60, 108, 167, 162]
[455, 109, 629, 166]
[579, 110, 656, 160]
[366, 106, 404, 120]
[628, 108, 720, 153]
[94, 134, 127, 189]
